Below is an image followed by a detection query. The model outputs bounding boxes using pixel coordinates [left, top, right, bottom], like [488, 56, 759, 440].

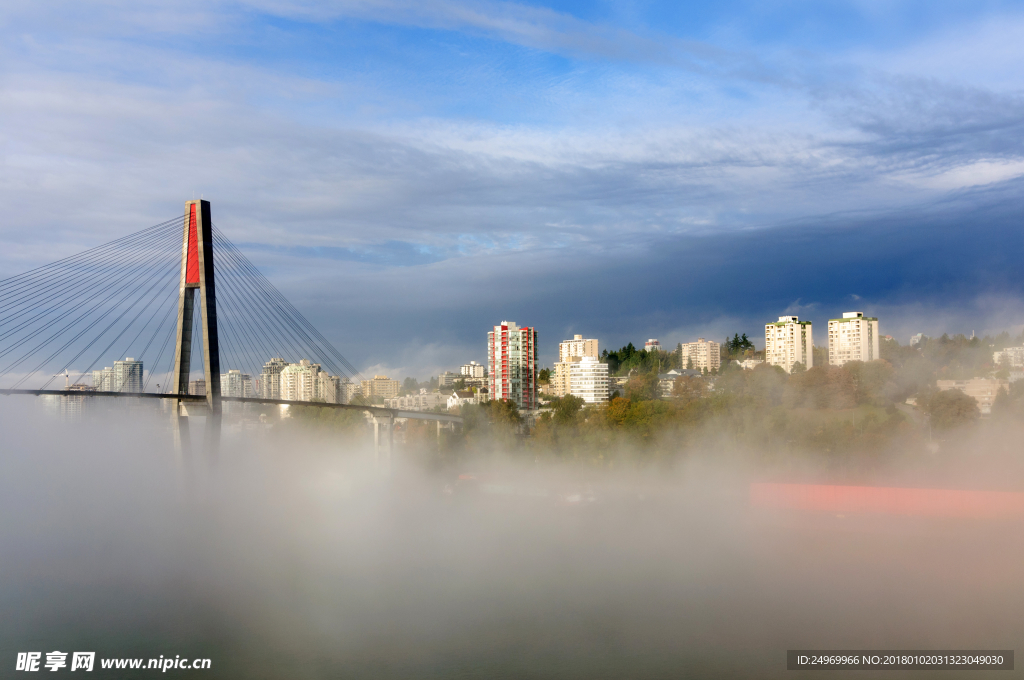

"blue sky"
[2, 0, 1024, 377]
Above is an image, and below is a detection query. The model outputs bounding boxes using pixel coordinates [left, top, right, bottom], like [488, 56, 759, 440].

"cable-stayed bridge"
[0, 200, 460, 456]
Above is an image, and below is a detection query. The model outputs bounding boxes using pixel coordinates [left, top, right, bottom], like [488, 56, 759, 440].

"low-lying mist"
[1, 399, 1022, 679]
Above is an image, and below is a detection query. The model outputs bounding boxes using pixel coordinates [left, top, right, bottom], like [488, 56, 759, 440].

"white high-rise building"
[559, 335, 599, 363]
[221, 369, 255, 398]
[92, 367, 113, 391]
[568, 356, 609, 404]
[280, 359, 341, 403]
[487, 320, 538, 410]
[828, 312, 880, 366]
[93, 358, 143, 392]
[644, 339, 661, 353]
[678, 338, 721, 372]
[765, 316, 813, 373]
[460, 361, 485, 378]
[339, 378, 361, 404]
[259, 358, 289, 399]
[553, 334, 600, 397]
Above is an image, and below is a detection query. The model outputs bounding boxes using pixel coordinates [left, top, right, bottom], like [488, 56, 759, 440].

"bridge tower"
[171, 199, 221, 450]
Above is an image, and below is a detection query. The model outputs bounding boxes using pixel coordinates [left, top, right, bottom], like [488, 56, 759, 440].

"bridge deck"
[0, 389, 463, 424]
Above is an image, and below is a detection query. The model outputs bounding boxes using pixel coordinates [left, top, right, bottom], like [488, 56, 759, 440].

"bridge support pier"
[170, 200, 221, 456]
[372, 414, 393, 466]
[172, 402, 191, 458]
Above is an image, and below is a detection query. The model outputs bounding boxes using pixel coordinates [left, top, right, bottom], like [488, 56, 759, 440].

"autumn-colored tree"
[924, 389, 980, 430]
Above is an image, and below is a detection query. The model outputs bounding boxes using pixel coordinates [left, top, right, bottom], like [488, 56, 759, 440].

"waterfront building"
[221, 369, 255, 398]
[281, 359, 341, 403]
[92, 358, 143, 392]
[487, 320, 538, 410]
[259, 358, 289, 399]
[828, 312, 880, 366]
[765, 316, 813, 373]
[678, 338, 721, 372]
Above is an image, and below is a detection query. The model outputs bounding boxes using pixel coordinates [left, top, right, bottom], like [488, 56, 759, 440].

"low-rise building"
[732, 358, 764, 370]
[936, 378, 1009, 415]
[658, 369, 702, 398]
[438, 371, 461, 388]
[385, 392, 445, 411]
[909, 333, 924, 347]
[678, 338, 721, 372]
[447, 390, 479, 411]
[993, 347, 1024, 368]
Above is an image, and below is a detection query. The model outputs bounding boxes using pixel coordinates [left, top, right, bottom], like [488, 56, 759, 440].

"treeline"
[449, 331, 1024, 465]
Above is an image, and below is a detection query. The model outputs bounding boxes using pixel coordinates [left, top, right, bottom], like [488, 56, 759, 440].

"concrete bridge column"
[372, 414, 394, 466]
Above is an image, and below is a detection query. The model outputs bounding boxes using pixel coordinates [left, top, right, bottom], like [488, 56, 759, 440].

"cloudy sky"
[3, 0, 1024, 378]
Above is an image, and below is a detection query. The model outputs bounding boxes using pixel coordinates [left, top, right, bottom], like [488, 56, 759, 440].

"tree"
[402, 377, 418, 395]
[552, 394, 585, 425]
[925, 389, 980, 430]
[538, 368, 551, 384]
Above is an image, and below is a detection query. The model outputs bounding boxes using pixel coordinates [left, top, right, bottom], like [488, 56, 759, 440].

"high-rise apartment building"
[765, 316, 813, 373]
[221, 369, 255, 398]
[92, 358, 143, 392]
[828, 312, 880, 366]
[189, 379, 206, 396]
[678, 338, 721, 372]
[279, 359, 342, 403]
[568, 356, 609, 403]
[361, 375, 400, 400]
[339, 378, 361, 404]
[559, 335, 599, 363]
[644, 339, 662, 353]
[553, 334, 600, 397]
[259, 358, 289, 399]
[460, 361, 485, 378]
[487, 320, 538, 410]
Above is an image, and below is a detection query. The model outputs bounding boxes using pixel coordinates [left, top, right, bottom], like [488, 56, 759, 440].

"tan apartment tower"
[765, 316, 813, 373]
[554, 334, 599, 397]
[678, 338, 721, 372]
[828, 312, 880, 365]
